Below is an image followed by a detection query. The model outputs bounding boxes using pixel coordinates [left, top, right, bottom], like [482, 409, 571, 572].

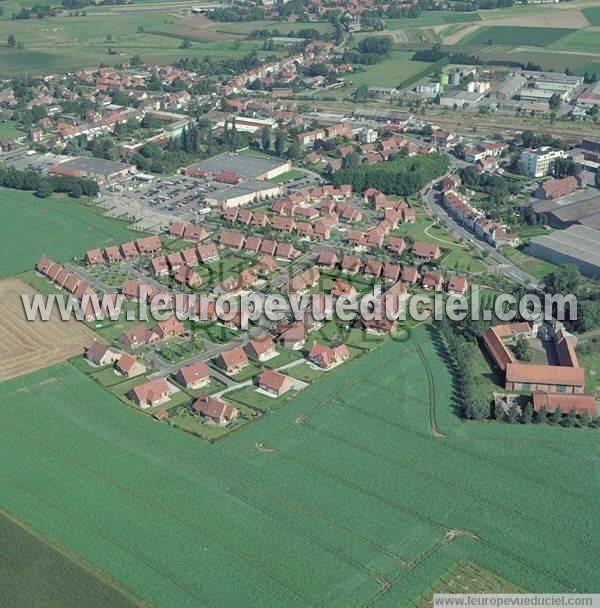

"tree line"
[0, 165, 99, 199]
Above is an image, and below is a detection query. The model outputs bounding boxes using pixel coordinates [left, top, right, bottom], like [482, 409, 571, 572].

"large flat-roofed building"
[528, 225, 600, 279]
[205, 179, 282, 208]
[532, 190, 600, 229]
[494, 74, 526, 101]
[184, 152, 290, 182]
[49, 156, 135, 184]
[520, 147, 564, 178]
[439, 90, 484, 109]
[519, 70, 584, 87]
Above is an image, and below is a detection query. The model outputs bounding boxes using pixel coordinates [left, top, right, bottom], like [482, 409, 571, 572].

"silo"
[440, 73, 449, 85]
[451, 71, 460, 86]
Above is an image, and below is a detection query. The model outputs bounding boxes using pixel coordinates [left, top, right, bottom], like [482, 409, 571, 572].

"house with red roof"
[413, 242, 441, 261]
[173, 361, 211, 389]
[214, 347, 249, 375]
[115, 353, 146, 378]
[154, 316, 185, 340]
[308, 343, 349, 370]
[246, 333, 277, 361]
[192, 393, 238, 425]
[130, 378, 171, 408]
[447, 275, 468, 295]
[257, 369, 294, 396]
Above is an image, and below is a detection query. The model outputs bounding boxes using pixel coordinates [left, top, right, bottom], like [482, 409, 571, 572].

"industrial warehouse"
[184, 152, 291, 182]
[528, 225, 600, 279]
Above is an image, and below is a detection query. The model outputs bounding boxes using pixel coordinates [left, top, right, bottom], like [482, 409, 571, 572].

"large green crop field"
[384, 11, 481, 30]
[0, 325, 598, 607]
[0, 188, 139, 278]
[463, 25, 575, 47]
[548, 30, 600, 53]
[342, 51, 431, 89]
[0, 510, 147, 608]
[582, 6, 600, 26]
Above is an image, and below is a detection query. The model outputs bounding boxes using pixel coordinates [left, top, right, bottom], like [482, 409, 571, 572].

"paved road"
[66, 264, 117, 293]
[422, 184, 541, 291]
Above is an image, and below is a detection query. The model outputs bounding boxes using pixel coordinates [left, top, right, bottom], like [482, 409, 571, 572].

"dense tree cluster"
[12, 4, 55, 19]
[344, 36, 392, 65]
[173, 52, 263, 78]
[521, 129, 569, 151]
[459, 166, 521, 217]
[545, 265, 600, 333]
[332, 153, 449, 195]
[207, 4, 265, 22]
[0, 165, 99, 198]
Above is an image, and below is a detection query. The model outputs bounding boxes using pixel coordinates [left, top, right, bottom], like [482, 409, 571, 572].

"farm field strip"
[0, 278, 97, 382]
[0, 509, 148, 608]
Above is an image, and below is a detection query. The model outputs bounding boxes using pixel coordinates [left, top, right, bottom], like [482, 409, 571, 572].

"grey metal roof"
[187, 152, 288, 180]
[529, 225, 600, 268]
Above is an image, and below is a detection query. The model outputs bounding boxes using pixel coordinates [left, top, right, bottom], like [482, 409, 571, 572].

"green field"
[210, 19, 334, 35]
[582, 6, 600, 26]
[343, 51, 433, 89]
[414, 560, 526, 606]
[0, 10, 277, 74]
[385, 11, 482, 30]
[0, 325, 598, 608]
[463, 26, 575, 47]
[548, 30, 600, 53]
[501, 244, 558, 281]
[0, 510, 147, 608]
[0, 188, 140, 278]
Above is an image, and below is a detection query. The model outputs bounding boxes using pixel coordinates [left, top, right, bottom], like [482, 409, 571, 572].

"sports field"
[0, 188, 139, 278]
[0, 325, 597, 607]
[0, 510, 147, 608]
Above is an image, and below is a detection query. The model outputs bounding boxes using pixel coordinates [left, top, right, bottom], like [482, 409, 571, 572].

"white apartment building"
[520, 147, 564, 177]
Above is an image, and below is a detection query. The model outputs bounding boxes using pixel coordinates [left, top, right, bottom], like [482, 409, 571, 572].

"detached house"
[215, 347, 249, 375]
[192, 394, 238, 425]
[130, 378, 171, 409]
[85, 341, 121, 367]
[118, 325, 159, 349]
[447, 275, 468, 295]
[246, 333, 277, 361]
[308, 343, 349, 370]
[413, 242, 441, 262]
[173, 361, 211, 390]
[257, 369, 294, 397]
[115, 354, 146, 378]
